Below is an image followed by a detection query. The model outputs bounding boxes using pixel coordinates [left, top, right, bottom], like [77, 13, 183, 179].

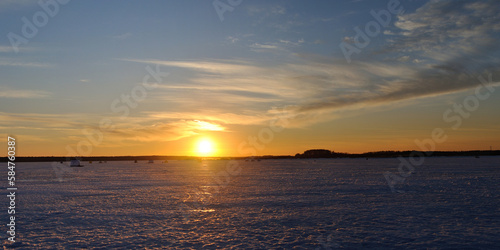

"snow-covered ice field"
[2, 157, 499, 249]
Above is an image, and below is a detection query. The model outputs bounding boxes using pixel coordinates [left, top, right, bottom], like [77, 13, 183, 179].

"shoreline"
[2, 150, 500, 162]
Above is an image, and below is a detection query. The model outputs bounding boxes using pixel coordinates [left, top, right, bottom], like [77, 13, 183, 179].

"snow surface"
[2, 157, 499, 249]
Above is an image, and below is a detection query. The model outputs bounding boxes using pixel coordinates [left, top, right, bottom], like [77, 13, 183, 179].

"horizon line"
[4, 149, 499, 158]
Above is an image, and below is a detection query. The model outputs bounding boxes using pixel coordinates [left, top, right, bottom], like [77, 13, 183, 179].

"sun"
[195, 138, 216, 156]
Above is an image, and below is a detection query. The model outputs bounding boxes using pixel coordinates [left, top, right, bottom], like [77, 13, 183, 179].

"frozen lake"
[2, 157, 500, 249]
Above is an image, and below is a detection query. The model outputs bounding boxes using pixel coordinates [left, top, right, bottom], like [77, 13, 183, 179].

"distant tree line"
[2, 149, 499, 162]
[294, 149, 500, 158]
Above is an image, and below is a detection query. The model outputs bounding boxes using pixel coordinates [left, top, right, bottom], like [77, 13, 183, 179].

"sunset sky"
[1, 0, 499, 157]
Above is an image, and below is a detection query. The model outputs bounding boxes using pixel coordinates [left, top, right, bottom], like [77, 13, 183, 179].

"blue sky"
[1, 0, 499, 156]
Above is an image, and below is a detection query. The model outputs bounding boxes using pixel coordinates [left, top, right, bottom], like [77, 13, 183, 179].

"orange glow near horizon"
[194, 137, 217, 157]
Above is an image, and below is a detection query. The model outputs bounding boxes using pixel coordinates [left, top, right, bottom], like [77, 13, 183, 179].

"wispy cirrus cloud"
[390, 0, 500, 62]
[143, 111, 270, 127]
[247, 4, 286, 17]
[0, 45, 38, 53]
[0, 46, 16, 53]
[111, 32, 132, 39]
[119, 58, 258, 75]
[0, 112, 95, 129]
[91, 119, 227, 143]
[250, 43, 280, 50]
[0, 110, 229, 145]
[245, 3, 304, 32]
[0, 58, 54, 68]
[122, 49, 499, 128]
[122, 0, 500, 128]
[0, 87, 51, 98]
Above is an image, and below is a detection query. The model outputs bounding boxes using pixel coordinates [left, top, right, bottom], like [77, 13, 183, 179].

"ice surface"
[1, 157, 499, 248]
